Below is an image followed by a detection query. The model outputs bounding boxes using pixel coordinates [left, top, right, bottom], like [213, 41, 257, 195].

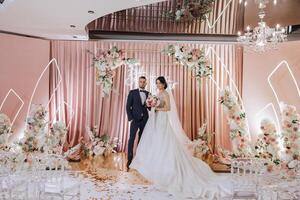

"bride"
[130, 76, 231, 199]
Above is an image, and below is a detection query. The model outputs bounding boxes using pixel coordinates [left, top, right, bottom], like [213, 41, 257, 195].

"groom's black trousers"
[127, 117, 148, 165]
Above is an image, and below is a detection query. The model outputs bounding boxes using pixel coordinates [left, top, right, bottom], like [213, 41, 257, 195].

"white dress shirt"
[139, 88, 146, 105]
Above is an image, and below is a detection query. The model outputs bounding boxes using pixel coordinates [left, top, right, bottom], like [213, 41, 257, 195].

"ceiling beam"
[89, 31, 238, 42]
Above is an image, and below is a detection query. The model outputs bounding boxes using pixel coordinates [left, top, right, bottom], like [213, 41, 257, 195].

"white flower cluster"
[193, 122, 212, 160]
[279, 103, 300, 177]
[254, 119, 280, 168]
[92, 46, 138, 96]
[0, 113, 11, 147]
[85, 129, 119, 157]
[219, 87, 251, 158]
[20, 104, 47, 152]
[164, 45, 213, 80]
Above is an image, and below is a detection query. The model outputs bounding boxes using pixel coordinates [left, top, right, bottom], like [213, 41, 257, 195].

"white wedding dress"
[130, 90, 231, 199]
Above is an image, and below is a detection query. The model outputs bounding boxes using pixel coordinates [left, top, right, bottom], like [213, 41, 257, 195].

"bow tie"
[140, 90, 147, 93]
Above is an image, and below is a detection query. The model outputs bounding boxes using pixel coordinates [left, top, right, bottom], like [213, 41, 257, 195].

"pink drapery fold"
[49, 40, 243, 152]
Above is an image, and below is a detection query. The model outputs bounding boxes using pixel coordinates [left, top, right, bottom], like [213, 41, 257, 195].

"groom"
[126, 76, 150, 171]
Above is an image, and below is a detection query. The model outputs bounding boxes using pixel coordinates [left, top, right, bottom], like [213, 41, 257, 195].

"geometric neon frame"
[26, 58, 62, 118]
[205, 0, 234, 29]
[50, 101, 75, 130]
[0, 89, 24, 132]
[267, 60, 300, 110]
[255, 102, 281, 132]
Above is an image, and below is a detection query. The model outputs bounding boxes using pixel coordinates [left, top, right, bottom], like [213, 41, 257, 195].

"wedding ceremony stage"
[0, 0, 300, 199]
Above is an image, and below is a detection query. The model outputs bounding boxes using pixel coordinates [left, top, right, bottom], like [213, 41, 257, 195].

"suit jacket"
[126, 89, 149, 121]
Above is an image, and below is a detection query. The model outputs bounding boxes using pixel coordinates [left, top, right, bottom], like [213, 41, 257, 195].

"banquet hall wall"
[243, 41, 300, 137]
[0, 33, 50, 137]
[1, 32, 299, 153]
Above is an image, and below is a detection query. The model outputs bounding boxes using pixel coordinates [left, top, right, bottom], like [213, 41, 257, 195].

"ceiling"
[1, 0, 300, 41]
[87, 0, 244, 37]
[0, 0, 165, 40]
[244, 0, 300, 28]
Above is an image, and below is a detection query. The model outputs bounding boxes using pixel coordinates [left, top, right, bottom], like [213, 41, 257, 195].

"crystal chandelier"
[237, 0, 287, 52]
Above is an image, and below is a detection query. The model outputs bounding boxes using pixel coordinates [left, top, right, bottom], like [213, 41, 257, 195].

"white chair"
[38, 154, 81, 200]
[0, 152, 29, 200]
[231, 158, 264, 200]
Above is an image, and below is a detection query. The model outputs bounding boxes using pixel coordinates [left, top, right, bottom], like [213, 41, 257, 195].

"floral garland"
[165, 0, 215, 22]
[254, 119, 281, 171]
[19, 104, 48, 152]
[279, 103, 300, 177]
[90, 46, 138, 97]
[219, 87, 252, 158]
[192, 121, 214, 160]
[164, 45, 213, 80]
[0, 113, 11, 147]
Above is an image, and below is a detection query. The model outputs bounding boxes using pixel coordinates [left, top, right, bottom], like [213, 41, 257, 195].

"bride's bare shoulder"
[162, 90, 169, 96]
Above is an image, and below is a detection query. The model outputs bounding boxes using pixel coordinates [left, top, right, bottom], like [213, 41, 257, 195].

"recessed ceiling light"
[88, 10, 95, 14]
[70, 24, 76, 28]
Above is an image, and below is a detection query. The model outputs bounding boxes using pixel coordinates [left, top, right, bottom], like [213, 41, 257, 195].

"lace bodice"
[156, 92, 168, 109]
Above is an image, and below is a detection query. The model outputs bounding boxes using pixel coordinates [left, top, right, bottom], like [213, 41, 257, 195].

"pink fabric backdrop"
[49, 40, 243, 153]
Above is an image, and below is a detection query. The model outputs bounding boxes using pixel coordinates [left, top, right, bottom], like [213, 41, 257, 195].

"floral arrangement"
[85, 128, 119, 157]
[0, 152, 30, 172]
[254, 119, 281, 170]
[19, 104, 47, 152]
[164, 45, 213, 80]
[146, 94, 160, 108]
[215, 146, 232, 165]
[164, 0, 215, 22]
[193, 121, 214, 160]
[66, 127, 120, 160]
[89, 46, 138, 96]
[279, 103, 300, 177]
[219, 87, 252, 158]
[0, 113, 11, 147]
[44, 121, 68, 154]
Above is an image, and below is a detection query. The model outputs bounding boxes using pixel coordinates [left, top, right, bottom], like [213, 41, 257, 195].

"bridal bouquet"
[0, 113, 11, 147]
[146, 94, 160, 108]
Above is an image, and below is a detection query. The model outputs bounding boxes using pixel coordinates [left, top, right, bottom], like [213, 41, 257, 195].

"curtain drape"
[49, 40, 243, 152]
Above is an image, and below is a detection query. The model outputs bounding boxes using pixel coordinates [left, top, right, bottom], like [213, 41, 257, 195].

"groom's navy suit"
[126, 89, 149, 167]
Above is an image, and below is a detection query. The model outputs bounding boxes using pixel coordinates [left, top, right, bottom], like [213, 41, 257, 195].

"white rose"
[287, 160, 298, 169]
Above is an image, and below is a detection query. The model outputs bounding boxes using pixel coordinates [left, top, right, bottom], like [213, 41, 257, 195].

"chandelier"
[237, 0, 287, 52]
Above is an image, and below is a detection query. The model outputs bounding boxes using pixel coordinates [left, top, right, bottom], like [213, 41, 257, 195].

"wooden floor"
[70, 153, 230, 173]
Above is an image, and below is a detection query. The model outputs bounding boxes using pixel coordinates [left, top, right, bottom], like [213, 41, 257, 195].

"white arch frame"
[205, 46, 250, 136]
[50, 101, 75, 130]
